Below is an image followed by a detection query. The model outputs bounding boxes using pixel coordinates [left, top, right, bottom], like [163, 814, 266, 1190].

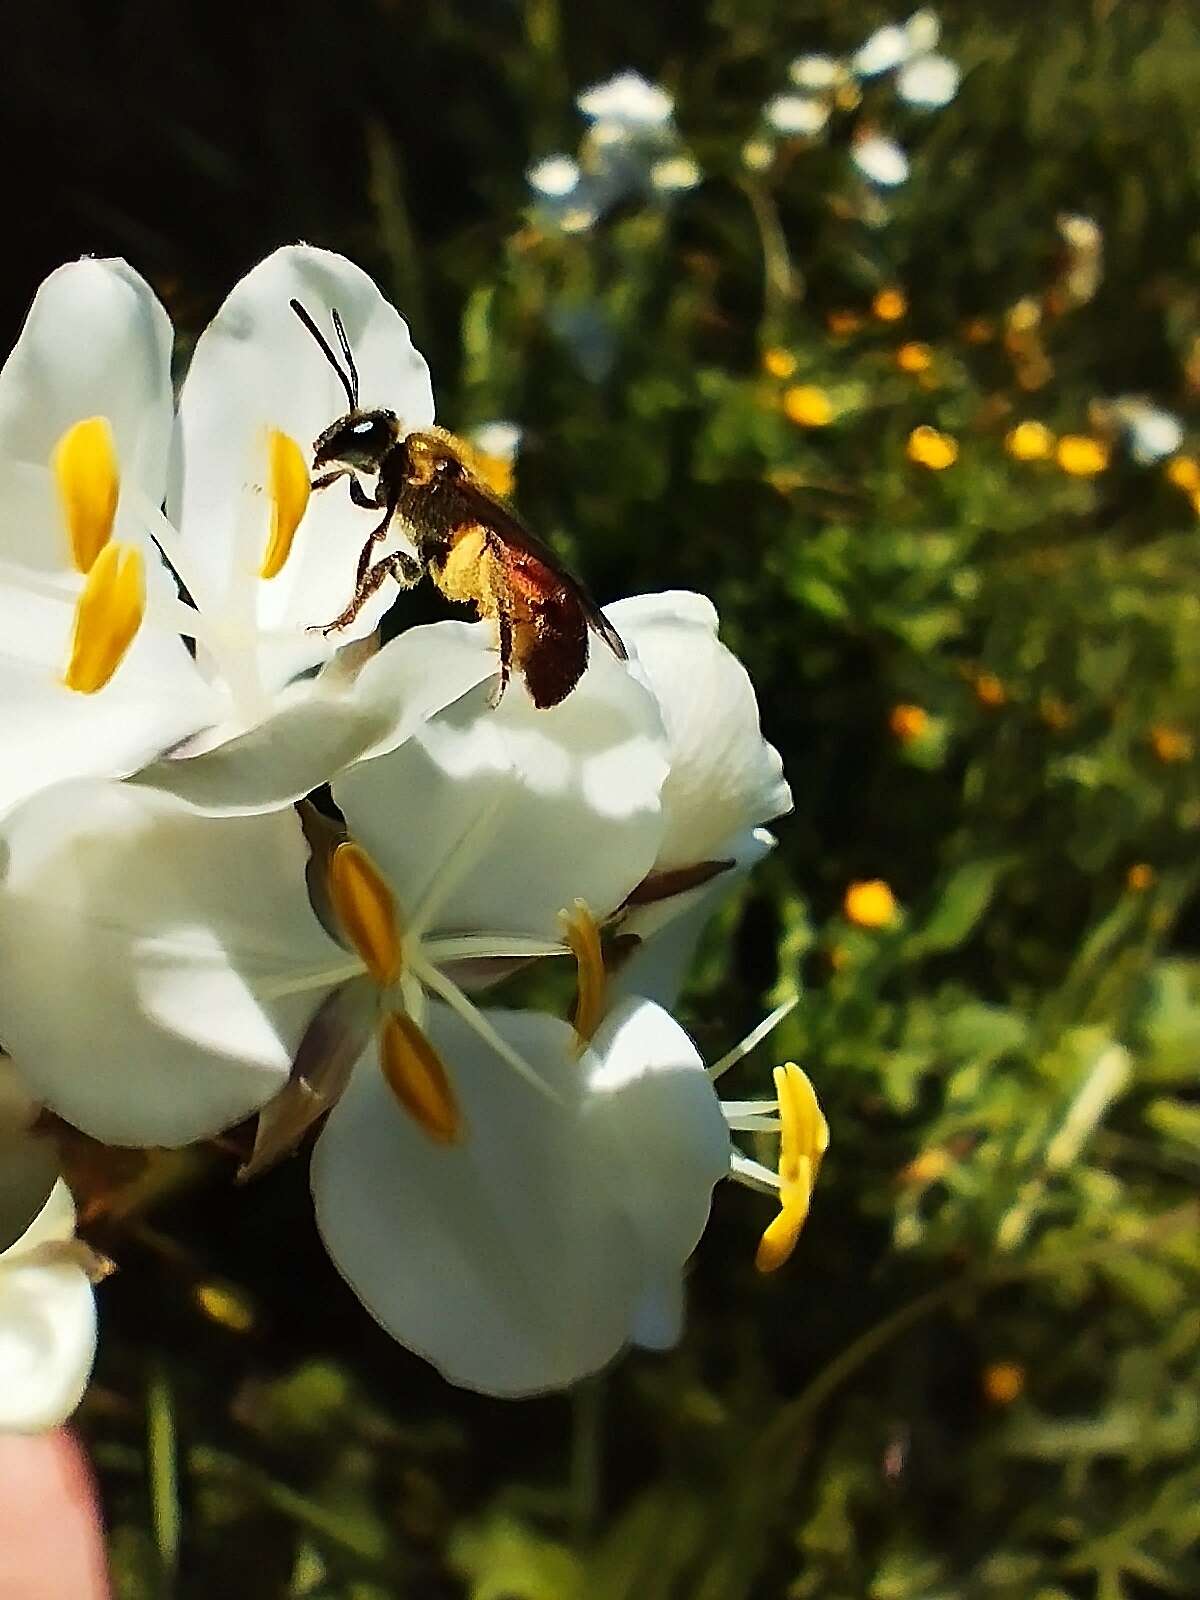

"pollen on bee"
[53, 416, 120, 573]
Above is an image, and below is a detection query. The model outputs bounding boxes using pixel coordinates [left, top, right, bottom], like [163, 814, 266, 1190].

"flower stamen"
[378, 1011, 463, 1144]
[63, 541, 146, 693]
[754, 1063, 828, 1274]
[560, 898, 605, 1050]
[260, 428, 311, 579]
[53, 416, 119, 573]
[329, 842, 405, 987]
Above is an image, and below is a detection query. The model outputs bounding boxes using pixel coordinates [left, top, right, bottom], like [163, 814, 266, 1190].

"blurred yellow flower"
[896, 341, 933, 374]
[982, 1362, 1025, 1405]
[1056, 435, 1109, 476]
[1039, 695, 1071, 731]
[873, 287, 907, 322]
[762, 346, 797, 380]
[1150, 724, 1193, 763]
[1006, 296, 1042, 334]
[844, 879, 899, 928]
[898, 1147, 951, 1187]
[1165, 454, 1200, 493]
[906, 425, 958, 469]
[754, 1063, 829, 1274]
[827, 309, 864, 336]
[974, 672, 1007, 709]
[193, 1281, 256, 1333]
[784, 384, 834, 427]
[962, 316, 995, 344]
[1126, 863, 1155, 893]
[889, 703, 929, 741]
[1005, 420, 1055, 461]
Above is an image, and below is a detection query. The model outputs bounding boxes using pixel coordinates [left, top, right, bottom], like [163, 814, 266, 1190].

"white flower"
[576, 71, 674, 131]
[596, 593, 789, 1005]
[1, 1067, 97, 1433]
[0, 246, 437, 817]
[527, 154, 583, 198]
[763, 94, 831, 137]
[789, 54, 843, 92]
[1107, 397, 1184, 465]
[467, 421, 523, 462]
[0, 1181, 97, 1432]
[904, 9, 941, 56]
[0, 633, 668, 1147]
[312, 996, 730, 1395]
[649, 154, 703, 193]
[896, 53, 960, 108]
[851, 131, 910, 186]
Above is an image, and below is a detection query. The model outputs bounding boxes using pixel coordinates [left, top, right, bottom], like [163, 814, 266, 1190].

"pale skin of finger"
[0, 1431, 111, 1600]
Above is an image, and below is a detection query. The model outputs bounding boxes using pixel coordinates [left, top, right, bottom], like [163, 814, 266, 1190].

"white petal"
[576, 71, 674, 129]
[0, 257, 174, 576]
[0, 781, 346, 1145]
[585, 998, 729, 1274]
[851, 24, 911, 77]
[0, 1183, 95, 1431]
[851, 133, 910, 187]
[789, 54, 843, 91]
[172, 245, 435, 684]
[896, 53, 960, 108]
[629, 1273, 684, 1350]
[312, 1005, 643, 1396]
[904, 9, 941, 54]
[606, 591, 790, 872]
[131, 620, 495, 816]
[334, 636, 668, 938]
[611, 829, 775, 1009]
[763, 94, 830, 137]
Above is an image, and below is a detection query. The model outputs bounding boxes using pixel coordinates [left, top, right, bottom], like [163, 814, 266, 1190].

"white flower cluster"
[527, 70, 701, 234]
[748, 10, 960, 212]
[0, 245, 812, 1425]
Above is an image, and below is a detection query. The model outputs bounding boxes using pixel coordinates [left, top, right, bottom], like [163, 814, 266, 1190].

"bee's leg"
[317, 549, 423, 635]
[488, 604, 513, 708]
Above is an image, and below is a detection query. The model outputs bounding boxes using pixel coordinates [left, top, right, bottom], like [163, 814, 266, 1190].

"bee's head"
[312, 409, 400, 472]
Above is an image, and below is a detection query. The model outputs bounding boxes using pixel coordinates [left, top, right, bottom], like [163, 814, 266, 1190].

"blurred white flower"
[649, 154, 703, 192]
[896, 52, 960, 108]
[1056, 212, 1104, 305]
[467, 421, 523, 462]
[1103, 397, 1184, 465]
[742, 138, 776, 172]
[904, 8, 941, 55]
[764, 93, 831, 137]
[789, 53, 843, 92]
[851, 23, 911, 78]
[851, 130, 910, 186]
[577, 70, 674, 131]
[527, 153, 582, 198]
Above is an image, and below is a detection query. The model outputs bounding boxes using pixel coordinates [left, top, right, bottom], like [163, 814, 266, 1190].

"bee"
[290, 299, 627, 709]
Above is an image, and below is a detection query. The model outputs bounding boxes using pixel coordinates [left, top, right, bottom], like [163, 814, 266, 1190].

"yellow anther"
[906, 425, 958, 470]
[53, 416, 119, 573]
[260, 428, 311, 579]
[63, 541, 145, 694]
[560, 899, 606, 1051]
[755, 1063, 828, 1274]
[843, 879, 899, 929]
[328, 842, 404, 987]
[378, 1011, 463, 1145]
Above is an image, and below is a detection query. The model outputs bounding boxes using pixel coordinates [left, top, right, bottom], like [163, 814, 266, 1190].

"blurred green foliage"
[44, 1, 1200, 1595]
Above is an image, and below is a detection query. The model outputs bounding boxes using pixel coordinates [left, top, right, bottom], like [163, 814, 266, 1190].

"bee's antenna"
[331, 309, 359, 409]
[289, 297, 356, 411]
